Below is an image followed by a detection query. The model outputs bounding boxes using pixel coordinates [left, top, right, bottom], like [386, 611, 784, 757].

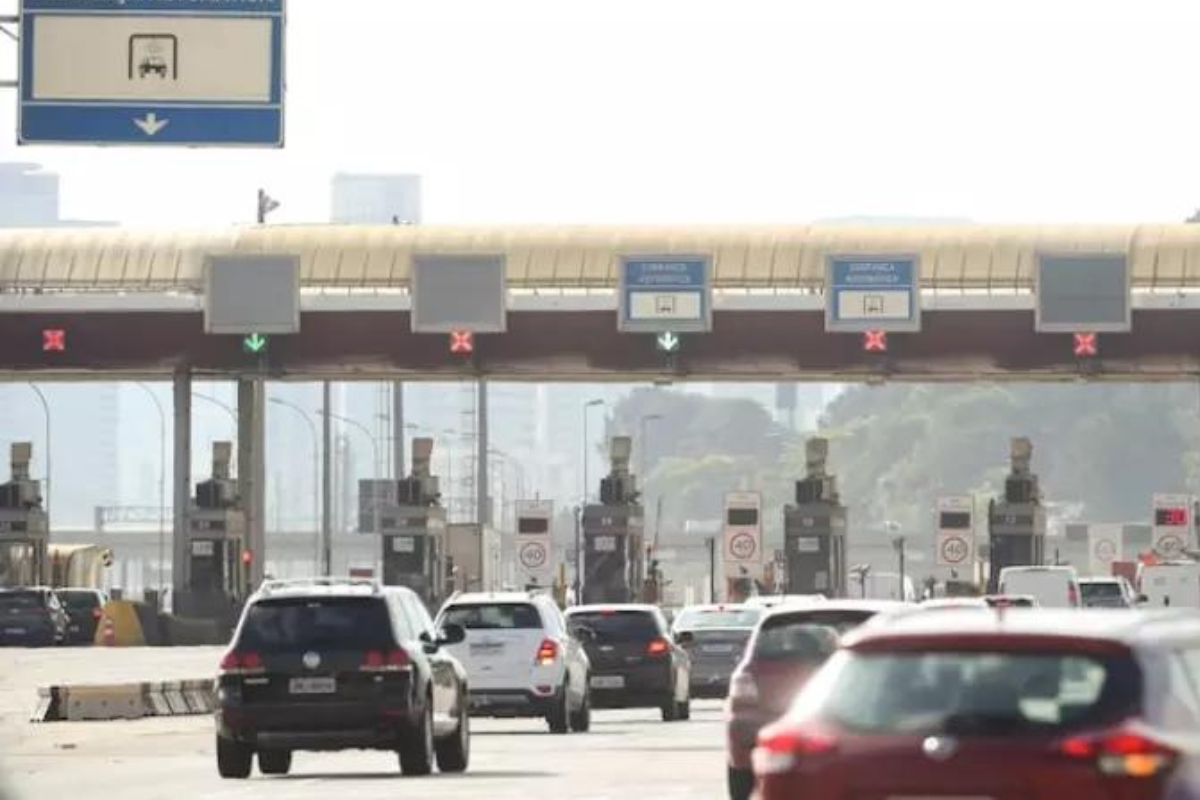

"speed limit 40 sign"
[936, 532, 972, 567]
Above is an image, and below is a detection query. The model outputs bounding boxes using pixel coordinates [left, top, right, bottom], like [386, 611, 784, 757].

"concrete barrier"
[32, 679, 215, 723]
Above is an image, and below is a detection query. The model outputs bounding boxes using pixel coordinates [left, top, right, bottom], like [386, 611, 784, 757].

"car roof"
[675, 603, 756, 613]
[566, 603, 661, 615]
[761, 598, 911, 621]
[1079, 576, 1122, 583]
[998, 565, 1076, 573]
[841, 608, 1200, 650]
[445, 592, 542, 605]
[252, 578, 397, 602]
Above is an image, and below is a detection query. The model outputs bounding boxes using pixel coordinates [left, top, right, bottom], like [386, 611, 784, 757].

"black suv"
[0, 587, 68, 647]
[564, 603, 691, 722]
[215, 578, 470, 779]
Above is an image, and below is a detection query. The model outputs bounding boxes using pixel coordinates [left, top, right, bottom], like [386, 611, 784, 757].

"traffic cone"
[101, 616, 116, 647]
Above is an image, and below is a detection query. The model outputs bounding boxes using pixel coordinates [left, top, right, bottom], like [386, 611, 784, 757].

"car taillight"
[363, 649, 411, 672]
[1068, 584, 1079, 607]
[535, 639, 558, 665]
[1059, 726, 1178, 778]
[729, 672, 759, 705]
[91, 607, 103, 620]
[646, 637, 670, 656]
[219, 650, 264, 674]
[753, 721, 839, 775]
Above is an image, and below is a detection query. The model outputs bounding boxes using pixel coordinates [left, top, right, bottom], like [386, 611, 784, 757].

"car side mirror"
[438, 623, 467, 646]
[674, 630, 694, 645]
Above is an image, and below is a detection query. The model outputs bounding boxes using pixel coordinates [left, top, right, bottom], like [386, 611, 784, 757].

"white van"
[1139, 561, 1200, 608]
[997, 565, 1081, 608]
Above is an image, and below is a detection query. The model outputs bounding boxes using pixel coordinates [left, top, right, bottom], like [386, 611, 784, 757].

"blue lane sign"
[619, 255, 712, 333]
[825, 254, 922, 333]
[19, 0, 285, 147]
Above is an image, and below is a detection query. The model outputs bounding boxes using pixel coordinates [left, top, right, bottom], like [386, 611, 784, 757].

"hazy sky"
[2, 0, 1199, 226]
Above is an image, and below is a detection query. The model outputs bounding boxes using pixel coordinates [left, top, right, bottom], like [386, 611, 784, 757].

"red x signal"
[863, 330, 888, 353]
[449, 330, 474, 354]
[42, 328, 66, 352]
[1073, 332, 1097, 357]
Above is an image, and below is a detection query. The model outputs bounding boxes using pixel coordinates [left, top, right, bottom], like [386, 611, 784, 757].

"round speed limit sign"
[729, 532, 758, 561]
[939, 534, 970, 566]
[1093, 539, 1117, 562]
[1156, 533, 1185, 559]
[519, 541, 547, 570]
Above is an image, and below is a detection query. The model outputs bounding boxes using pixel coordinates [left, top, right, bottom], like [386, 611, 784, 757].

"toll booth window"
[674, 606, 763, 630]
[440, 602, 542, 630]
[567, 610, 660, 642]
[237, 597, 393, 653]
[727, 508, 758, 526]
[517, 518, 550, 534]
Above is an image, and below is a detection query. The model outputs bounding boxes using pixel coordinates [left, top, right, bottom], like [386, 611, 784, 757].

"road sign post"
[825, 254, 921, 333]
[619, 255, 712, 333]
[19, 0, 286, 147]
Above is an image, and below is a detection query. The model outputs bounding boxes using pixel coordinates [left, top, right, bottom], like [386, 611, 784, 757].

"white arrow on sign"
[134, 113, 170, 136]
[656, 331, 680, 352]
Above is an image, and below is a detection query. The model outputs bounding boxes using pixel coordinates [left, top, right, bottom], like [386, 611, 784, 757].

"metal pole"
[707, 536, 716, 603]
[573, 504, 583, 600]
[476, 381, 489, 526]
[26, 384, 50, 525]
[897, 538, 907, 601]
[326, 411, 381, 538]
[582, 407, 590, 504]
[393, 381, 405, 481]
[172, 370, 192, 610]
[134, 384, 167, 601]
[321, 383, 333, 575]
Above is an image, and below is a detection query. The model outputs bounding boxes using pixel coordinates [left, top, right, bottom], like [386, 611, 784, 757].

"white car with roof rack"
[434, 590, 592, 734]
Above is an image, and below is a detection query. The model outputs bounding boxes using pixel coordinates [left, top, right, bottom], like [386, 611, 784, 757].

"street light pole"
[25, 384, 50, 524]
[269, 397, 322, 573]
[135, 383, 167, 602]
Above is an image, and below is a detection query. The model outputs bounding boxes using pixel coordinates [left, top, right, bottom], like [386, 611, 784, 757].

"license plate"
[288, 677, 336, 695]
[702, 643, 735, 654]
[469, 642, 505, 655]
[4, 628, 25, 635]
[590, 675, 625, 689]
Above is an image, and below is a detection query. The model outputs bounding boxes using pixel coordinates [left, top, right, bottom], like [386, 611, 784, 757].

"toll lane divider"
[32, 679, 215, 722]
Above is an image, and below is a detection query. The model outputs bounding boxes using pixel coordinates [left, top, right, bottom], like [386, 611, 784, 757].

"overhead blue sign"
[825, 254, 922, 332]
[19, 0, 285, 147]
[619, 255, 712, 333]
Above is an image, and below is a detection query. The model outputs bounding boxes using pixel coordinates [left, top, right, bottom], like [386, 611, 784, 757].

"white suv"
[435, 591, 591, 734]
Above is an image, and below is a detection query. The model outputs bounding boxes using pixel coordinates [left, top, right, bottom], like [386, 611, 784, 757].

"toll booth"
[986, 437, 1046, 592]
[0, 443, 48, 588]
[782, 438, 848, 597]
[179, 442, 248, 625]
[581, 436, 644, 604]
[362, 437, 446, 607]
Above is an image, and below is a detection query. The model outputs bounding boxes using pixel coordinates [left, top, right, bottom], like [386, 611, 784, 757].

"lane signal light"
[863, 330, 888, 353]
[240, 548, 253, 566]
[449, 330, 474, 354]
[1073, 332, 1098, 357]
[42, 328, 66, 352]
[242, 333, 269, 354]
[656, 331, 681, 353]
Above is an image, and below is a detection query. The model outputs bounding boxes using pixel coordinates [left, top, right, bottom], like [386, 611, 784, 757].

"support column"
[171, 368, 192, 603]
[237, 378, 266, 587]
[393, 381, 406, 478]
[476, 381, 489, 525]
[321, 381, 333, 575]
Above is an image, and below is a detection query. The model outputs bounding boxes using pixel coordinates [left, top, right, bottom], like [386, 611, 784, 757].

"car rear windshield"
[754, 621, 840, 661]
[57, 591, 101, 611]
[440, 603, 543, 630]
[237, 597, 394, 652]
[804, 649, 1139, 737]
[569, 610, 661, 642]
[0, 592, 45, 610]
[778, 609, 878, 634]
[1080, 583, 1123, 600]
[674, 607, 762, 630]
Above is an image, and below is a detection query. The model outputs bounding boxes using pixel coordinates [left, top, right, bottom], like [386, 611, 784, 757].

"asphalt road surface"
[0, 648, 728, 800]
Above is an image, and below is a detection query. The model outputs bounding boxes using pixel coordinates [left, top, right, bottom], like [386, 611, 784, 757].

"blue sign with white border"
[825, 254, 922, 332]
[619, 254, 712, 333]
[19, 0, 285, 147]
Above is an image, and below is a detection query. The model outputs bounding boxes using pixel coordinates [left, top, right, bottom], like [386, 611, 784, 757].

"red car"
[725, 600, 908, 800]
[754, 608, 1200, 800]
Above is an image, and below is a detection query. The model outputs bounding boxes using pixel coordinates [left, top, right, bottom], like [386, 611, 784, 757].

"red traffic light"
[240, 548, 253, 565]
[42, 328, 66, 352]
[449, 330, 474, 354]
[1073, 332, 1097, 357]
[863, 330, 888, 353]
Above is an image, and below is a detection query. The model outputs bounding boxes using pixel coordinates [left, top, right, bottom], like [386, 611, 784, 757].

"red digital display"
[1155, 507, 1189, 526]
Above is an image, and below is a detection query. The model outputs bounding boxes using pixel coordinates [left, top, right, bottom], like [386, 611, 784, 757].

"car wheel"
[216, 736, 253, 779]
[435, 695, 470, 773]
[727, 765, 754, 800]
[257, 749, 292, 776]
[399, 700, 434, 776]
[569, 686, 591, 733]
[661, 694, 679, 722]
[547, 683, 571, 734]
[676, 697, 690, 721]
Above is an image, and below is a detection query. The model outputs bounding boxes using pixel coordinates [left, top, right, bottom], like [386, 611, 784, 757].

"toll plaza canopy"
[2, 223, 1200, 292]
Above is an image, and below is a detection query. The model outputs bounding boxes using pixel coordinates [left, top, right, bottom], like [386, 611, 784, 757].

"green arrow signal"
[242, 333, 269, 354]
[656, 331, 681, 353]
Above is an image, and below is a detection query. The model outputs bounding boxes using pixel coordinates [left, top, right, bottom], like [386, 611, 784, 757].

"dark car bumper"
[690, 663, 735, 698]
[467, 688, 558, 717]
[589, 663, 674, 709]
[64, 621, 97, 645]
[216, 699, 420, 751]
[0, 626, 57, 647]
